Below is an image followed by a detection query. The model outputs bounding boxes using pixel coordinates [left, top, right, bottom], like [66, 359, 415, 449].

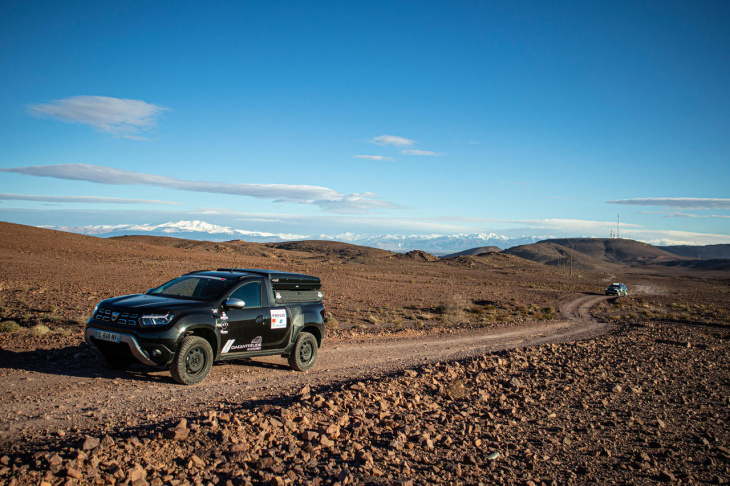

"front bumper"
[85, 326, 171, 367]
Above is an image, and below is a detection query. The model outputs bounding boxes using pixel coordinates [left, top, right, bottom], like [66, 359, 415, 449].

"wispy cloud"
[370, 135, 415, 147]
[0, 164, 403, 214]
[607, 197, 730, 210]
[439, 216, 642, 231]
[0, 193, 181, 205]
[664, 213, 730, 219]
[400, 149, 441, 156]
[27, 96, 169, 140]
[353, 155, 394, 162]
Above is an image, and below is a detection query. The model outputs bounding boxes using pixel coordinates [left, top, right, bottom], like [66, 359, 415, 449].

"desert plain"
[0, 221, 728, 485]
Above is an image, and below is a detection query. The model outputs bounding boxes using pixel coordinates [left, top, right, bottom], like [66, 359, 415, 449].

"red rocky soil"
[0, 222, 728, 485]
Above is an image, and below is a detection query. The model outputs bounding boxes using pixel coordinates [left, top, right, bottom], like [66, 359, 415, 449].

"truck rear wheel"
[170, 336, 213, 385]
[288, 332, 318, 371]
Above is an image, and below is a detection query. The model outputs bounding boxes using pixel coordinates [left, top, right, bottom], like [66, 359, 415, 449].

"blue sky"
[1, 0, 729, 245]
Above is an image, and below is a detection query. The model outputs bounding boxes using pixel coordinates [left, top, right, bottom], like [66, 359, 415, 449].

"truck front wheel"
[288, 332, 318, 371]
[170, 336, 213, 385]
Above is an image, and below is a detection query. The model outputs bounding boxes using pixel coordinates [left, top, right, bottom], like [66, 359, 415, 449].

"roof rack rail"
[216, 268, 272, 276]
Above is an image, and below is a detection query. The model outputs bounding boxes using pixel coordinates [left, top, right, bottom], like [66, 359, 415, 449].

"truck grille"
[95, 308, 139, 326]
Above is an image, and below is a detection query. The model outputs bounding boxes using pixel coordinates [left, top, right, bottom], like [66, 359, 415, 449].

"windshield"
[149, 275, 237, 301]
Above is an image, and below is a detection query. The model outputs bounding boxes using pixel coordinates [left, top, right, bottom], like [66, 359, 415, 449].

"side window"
[229, 282, 262, 308]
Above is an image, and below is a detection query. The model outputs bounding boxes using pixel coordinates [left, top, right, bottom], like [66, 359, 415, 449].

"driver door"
[220, 280, 268, 355]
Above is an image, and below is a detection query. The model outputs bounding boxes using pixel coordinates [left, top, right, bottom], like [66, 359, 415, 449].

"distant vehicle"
[84, 268, 325, 384]
[605, 283, 628, 296]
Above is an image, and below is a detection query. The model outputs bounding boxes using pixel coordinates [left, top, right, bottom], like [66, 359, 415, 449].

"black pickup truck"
[84, 268, 325, 384]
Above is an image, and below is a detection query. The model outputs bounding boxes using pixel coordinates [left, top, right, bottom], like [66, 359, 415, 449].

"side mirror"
[146, 288, 155, 294]
[225, 298, 246, 309]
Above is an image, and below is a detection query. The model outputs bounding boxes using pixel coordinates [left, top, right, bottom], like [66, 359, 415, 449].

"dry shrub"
[467, 305, 485, 315]
[325, 315, 339, 329]
[29, 324, 51, 335]
[436, 294, 469, 316]
[0, 320, 20, 333]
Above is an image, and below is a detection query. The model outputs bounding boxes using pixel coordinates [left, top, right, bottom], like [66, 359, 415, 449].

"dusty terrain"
[0, 222, 729, 485]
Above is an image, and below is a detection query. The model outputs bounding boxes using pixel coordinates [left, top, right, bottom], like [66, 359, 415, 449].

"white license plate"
[95, 330, 121, 343]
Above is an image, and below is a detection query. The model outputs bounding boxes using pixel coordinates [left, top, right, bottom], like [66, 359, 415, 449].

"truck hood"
[103, 294, 210, 311]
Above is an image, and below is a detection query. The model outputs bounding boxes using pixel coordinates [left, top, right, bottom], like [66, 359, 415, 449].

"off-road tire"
[170, 336, 213, 385]
[98, 352, 134, 370]
[288, 332, 318, 371]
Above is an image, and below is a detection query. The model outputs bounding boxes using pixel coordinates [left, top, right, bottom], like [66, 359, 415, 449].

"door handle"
[256, 315, 264, 324]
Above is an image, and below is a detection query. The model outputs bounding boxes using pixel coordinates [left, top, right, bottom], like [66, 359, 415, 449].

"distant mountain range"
[43, 219, 729, 256]
[42, 220, 554, 253]
[44, 220, 309, 242]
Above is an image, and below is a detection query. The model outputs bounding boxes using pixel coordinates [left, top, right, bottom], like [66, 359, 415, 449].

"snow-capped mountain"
[44, 220, 309, 243]
[43, 220, 554, 252]
[339, 233, 551, 253]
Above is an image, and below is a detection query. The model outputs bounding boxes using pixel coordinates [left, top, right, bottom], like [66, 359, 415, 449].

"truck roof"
[214, 268, 320, 282]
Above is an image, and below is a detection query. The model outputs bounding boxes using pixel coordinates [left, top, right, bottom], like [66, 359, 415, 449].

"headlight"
[140, 313, 174, 326]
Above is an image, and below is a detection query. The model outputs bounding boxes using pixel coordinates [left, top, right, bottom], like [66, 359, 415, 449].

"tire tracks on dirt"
[0, 293, 612, 448]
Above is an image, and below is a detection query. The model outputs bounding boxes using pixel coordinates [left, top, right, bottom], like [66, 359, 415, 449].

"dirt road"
[0, 293, 611, 449]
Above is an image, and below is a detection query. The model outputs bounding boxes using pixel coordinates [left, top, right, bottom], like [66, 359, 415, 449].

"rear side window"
[229, 282, 262, 308]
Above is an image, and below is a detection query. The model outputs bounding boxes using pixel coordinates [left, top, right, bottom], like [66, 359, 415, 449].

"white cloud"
[0, 164, 402, 214]
[27, 96, 168, 139]
[0, 193, 180, 205]
[607, 197, 730, 210]
[436, 216, 642, 231]
[506, 218, 642, 230]
[400, 149, 441, 156]
[665, 213, 730, 219]
[371, 135, 415, 147]
[353, 155, 395, 162]
[615, 228, 730, 246]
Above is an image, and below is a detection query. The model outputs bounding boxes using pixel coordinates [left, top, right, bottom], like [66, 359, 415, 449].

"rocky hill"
[441, 246, 502, 259]
[663, 244, 730, 260]
[503, 238, 688, 272]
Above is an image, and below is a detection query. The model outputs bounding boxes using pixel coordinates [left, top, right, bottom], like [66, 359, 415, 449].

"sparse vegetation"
[0, 320, 20, 333]
[324, 315, 339, 329]
[29, 324, 51, 335]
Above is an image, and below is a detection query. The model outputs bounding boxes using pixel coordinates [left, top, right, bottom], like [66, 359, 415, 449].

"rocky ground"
[1, 319, 728, 486]
[1, 223, 729, 485]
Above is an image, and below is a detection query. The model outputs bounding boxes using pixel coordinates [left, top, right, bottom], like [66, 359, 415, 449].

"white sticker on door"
[270, 309, 287, 329]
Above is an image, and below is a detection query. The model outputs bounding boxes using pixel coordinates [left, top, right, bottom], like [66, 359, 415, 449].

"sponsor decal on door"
[270, 309, 287, 329]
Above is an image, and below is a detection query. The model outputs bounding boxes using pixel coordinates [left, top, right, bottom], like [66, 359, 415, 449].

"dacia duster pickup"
[84, 268, 325, 384]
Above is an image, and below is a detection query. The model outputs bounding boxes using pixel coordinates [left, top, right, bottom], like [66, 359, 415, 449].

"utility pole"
[617, 214, 620, 239]
[570, 246, 573, 277]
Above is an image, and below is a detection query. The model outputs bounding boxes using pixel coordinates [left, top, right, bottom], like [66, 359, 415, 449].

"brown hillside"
[546, 238, 683, 264]
[503, 241, 622, 272]
[267, 240, 395, 263]
[441, 246, 502, 258]
[0, 222, 579, 331]
[397, 250, 439, 262]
